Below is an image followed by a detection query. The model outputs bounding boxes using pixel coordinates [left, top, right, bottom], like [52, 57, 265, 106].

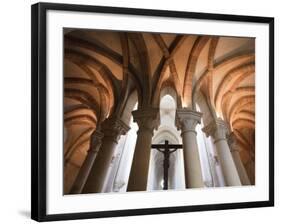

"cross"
[151, 140, 183, 190]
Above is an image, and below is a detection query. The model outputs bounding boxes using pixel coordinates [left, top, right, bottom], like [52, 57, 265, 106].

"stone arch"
[153, 85, 181, 109]
[194, 90, 216, 126]
[120, 89, 138, 125]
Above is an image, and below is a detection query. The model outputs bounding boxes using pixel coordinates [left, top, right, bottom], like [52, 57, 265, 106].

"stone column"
[69, 130, 104, 194]
[245, 158, 255, 184]
[175, 108, 204, 188]
[127, 107, 160, 191]
[203, 119, 241, 186]
[82, 117, 130, 193]
[227, 133, 251, 185]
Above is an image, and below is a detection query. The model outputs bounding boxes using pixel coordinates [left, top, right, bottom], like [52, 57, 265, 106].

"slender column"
[70, 130, 104, 194]
[245, 158, 255, 184]
[127, 107, 160, 191]
[203, 119, 241, 186]
[82, 117, 130, 193]
[175, 108, 204, 188]
[244, 141, 255, 184]
[227, 133, 251, 185]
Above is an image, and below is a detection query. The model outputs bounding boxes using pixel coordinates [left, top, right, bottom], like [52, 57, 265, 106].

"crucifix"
[151, 140, 183, 190]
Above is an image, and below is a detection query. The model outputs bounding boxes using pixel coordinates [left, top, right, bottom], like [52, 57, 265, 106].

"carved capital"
[132, 107, 160, 134]
[175, 108, 202, 133]
[227, 132, 241, 152]
[88, 130, 104, 153]
[101, 116, 130, 143]
[202, 118, 229, 143]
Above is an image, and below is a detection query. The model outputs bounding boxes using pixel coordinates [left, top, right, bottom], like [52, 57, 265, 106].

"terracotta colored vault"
[63, 29, 255, 193]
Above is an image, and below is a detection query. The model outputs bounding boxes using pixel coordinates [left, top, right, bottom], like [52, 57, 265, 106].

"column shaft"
[231, 150, 251, 185]
[70, 130, 104, 194]
[215, 140, 241, 186]
[176, 109, 204, 188]
[203, 119, 241, 186]
[127, 108, 159, 191]
[245, 159, 255, 184]
[82, 117, 129, 193]
[127, 130, 153, 191]
[227, 132, 251, 185]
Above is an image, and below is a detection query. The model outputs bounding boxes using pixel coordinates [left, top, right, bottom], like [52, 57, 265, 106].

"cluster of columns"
[70, 129, 104, 193]
[203, 118, 250, 186]
[70, 107, 251, 194]
[127, 108, 250, 190]
[126, 107, 207, 191]
[70, 116, 130, 194]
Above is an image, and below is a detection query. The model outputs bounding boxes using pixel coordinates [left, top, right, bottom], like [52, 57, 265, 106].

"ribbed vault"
[63, 29, 255, 192]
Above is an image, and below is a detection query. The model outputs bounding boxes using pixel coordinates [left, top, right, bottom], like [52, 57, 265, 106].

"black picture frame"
[31, 2, 274, 222]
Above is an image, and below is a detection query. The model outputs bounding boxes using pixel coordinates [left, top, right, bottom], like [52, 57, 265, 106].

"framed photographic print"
[31, 2, 274, 222]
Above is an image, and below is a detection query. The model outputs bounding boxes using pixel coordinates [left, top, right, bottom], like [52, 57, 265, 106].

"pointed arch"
[183, 36, 210, 107]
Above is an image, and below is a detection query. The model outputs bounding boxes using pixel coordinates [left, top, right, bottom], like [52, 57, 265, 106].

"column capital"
[88, 130, 104, 153]
[132, 107, 160, 134]
[101, 116, 130, 143]
[175, 108, 202, 133]
[202, 118, 230, 143]
[227, 132, 241, 153]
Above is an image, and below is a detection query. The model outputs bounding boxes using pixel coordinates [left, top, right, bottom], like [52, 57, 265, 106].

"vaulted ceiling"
[64, 29, 255, 166]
